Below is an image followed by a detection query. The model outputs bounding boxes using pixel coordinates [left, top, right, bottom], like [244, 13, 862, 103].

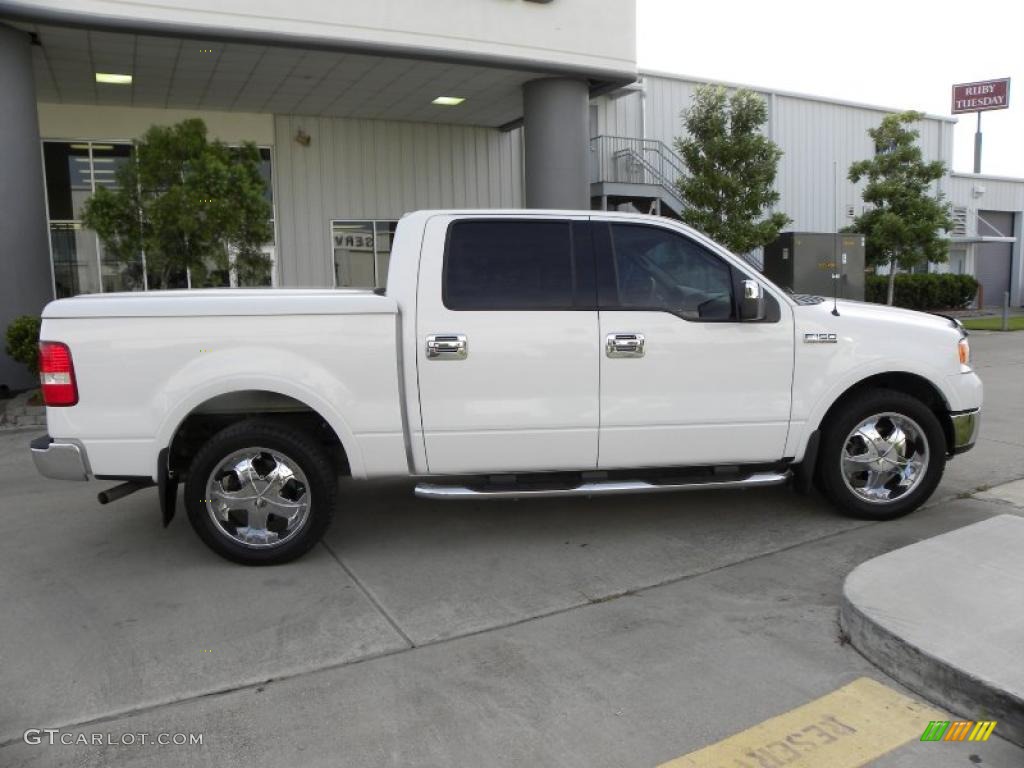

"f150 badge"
[804, 333, 838, 344]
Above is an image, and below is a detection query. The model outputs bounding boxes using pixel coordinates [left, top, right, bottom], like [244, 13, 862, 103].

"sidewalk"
[841, 506, 1024, 747]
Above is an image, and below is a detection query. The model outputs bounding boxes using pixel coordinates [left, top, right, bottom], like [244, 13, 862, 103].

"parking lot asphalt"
[2, 331, 1022, 767]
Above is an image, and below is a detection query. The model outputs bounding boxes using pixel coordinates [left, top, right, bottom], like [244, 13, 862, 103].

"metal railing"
[590, 135, 686, 207]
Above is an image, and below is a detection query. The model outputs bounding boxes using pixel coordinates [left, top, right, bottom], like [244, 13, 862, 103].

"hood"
[797, 298, 958, 334]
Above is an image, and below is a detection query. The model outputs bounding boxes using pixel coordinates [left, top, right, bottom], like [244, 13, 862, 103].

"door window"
[608, 224, 735, 320]
[443, 220, 576, 310]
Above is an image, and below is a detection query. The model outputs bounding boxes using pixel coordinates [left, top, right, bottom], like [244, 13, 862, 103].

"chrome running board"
[414, 471, 789, 500]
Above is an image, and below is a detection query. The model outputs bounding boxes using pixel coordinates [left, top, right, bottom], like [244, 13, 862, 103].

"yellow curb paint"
[657, 678, 946, 768]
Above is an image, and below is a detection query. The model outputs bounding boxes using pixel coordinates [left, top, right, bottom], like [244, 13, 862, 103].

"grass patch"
[961, 315, 1024, 332]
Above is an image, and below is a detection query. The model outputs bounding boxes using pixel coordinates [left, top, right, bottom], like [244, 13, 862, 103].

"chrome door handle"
[606, 333, 645, 358]
[426, 334, 468, 360]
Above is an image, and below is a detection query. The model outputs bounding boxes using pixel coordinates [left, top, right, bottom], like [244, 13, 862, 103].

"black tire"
[184, 418, 337, 565]
[815, 388, 946, 521]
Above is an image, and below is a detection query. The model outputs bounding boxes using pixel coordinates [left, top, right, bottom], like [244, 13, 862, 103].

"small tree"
[83, 119, 273, 289]
[5, 315, 41, 377]
[675, 85, 789, 255]
[848, 111, 953, 305]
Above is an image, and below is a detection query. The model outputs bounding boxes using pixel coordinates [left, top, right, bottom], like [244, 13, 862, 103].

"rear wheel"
[816, 389, 946, 521]
[184, 419, 337, 565]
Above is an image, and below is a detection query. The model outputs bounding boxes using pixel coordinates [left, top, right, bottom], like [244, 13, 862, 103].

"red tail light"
[39, 341, 78, 406]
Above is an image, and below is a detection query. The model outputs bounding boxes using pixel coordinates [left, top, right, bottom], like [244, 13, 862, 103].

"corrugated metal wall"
[948, 174, 1024, 213]
[593, 74, 955, 233]
[274, 114, 524, 286]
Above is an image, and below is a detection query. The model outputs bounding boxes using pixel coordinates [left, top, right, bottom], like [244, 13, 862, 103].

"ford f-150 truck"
[31, 210, 982, 565]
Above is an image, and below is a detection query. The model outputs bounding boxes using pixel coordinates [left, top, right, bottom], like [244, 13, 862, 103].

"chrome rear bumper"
[30, 435, 90, 480]
[950, 409, 980, 455]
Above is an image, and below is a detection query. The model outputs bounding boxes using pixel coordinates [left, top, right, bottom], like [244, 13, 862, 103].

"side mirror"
[740, 279, 766, 321]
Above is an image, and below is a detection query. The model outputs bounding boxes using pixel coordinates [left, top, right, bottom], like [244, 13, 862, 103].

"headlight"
[958, 337, 971, 366]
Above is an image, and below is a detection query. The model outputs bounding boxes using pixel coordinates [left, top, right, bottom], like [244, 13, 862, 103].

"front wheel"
[184, 419, 337, 565]
[816, 389, 947, 521]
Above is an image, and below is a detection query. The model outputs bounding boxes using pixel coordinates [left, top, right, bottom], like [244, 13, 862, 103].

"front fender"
[787, 360, 962, 462]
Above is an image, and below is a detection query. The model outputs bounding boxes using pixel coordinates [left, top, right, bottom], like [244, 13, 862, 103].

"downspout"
[639, 76, 647, 140]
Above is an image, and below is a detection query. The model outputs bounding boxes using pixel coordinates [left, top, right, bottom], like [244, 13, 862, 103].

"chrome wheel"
[840, 412, 929, 505]
[204, 447, 311, 548]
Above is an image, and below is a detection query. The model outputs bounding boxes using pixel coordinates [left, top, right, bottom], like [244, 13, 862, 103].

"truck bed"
[40, 289, 406, 480]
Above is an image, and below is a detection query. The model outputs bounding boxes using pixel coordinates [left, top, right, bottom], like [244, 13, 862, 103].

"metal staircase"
[590, 135, 686, 216]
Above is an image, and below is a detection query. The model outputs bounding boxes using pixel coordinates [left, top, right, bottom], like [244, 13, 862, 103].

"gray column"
[522, 77, 589, 209]
[0, 24, 52, 391]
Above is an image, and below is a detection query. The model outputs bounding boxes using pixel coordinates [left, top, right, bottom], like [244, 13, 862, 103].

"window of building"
[42, 141, 276, 298]
[332, 220, 398, 289]
[443, 219, 575, 310]
[43, 142, 139, 297]
[608, 223, 735, 320]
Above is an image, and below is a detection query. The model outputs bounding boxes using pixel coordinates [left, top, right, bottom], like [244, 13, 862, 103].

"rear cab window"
[443, 219, 594, 310]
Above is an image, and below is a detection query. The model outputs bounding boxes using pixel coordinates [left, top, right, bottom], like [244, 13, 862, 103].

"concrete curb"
[839, 515, 1024, 748]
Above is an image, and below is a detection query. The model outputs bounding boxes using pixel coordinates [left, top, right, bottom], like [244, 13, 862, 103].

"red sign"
[951, 78, 1010, 114]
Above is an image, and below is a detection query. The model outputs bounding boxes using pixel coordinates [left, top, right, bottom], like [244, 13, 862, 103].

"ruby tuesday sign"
[951, 78, 1010, 114]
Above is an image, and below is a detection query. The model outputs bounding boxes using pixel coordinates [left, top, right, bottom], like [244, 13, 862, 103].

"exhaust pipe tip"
[97, 480, 154, 505]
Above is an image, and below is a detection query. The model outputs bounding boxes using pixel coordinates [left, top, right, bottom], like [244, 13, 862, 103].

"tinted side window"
[609, 224, 735, 320]
[444, 220, 574, 310]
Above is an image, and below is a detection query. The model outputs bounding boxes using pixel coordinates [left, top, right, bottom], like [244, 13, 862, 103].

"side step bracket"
[414, 471, 789, 500]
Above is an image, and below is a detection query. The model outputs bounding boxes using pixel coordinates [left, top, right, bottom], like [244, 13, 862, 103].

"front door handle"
[606, 333, 645, 358]
[426, 334, 468, 360]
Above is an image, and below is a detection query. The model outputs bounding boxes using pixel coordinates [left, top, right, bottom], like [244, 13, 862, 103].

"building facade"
[0, 1, 1021, 389]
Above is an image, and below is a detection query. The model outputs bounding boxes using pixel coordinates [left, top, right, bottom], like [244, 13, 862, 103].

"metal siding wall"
[774, 97, 862, 232]
[645, 76, 697, 147]
[593, 89, 642, 137]
[602, 74, 955, 234]
[274, 114, 524, 287]
[949, 175, 1024, 212]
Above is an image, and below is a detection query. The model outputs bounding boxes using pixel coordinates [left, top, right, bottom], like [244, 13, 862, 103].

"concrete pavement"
[4, 498, 1022, 767]
[0, 331, 1021, 766]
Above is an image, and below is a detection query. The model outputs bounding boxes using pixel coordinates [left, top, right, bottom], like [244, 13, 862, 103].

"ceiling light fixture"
[432, 96, 465, 106]
[95, 73, 133, 85]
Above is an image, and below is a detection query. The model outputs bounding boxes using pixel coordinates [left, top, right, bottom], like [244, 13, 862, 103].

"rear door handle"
[426, 334, 468, 360]
[606, 333, 645, 358]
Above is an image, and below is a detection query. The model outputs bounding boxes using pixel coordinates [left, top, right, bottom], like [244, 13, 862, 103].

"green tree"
[847, 111, 953, 305]
[674, 85, 789, 255]
[82, 119, 273, 289]
[5, 315, 41, 376]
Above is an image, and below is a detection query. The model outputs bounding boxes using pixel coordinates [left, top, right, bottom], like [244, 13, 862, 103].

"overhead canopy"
[20, 23, 577, 127]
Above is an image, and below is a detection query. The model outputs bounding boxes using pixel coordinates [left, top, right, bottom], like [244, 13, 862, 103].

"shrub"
[5, 315, 42, 376]
[865, 274, 978, 311]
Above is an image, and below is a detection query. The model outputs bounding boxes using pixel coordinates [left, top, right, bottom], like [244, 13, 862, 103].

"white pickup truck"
[31, 210, 982, 565]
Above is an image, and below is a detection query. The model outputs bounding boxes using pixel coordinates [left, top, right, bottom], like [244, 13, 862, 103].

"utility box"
[762, 232, 866, 301]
